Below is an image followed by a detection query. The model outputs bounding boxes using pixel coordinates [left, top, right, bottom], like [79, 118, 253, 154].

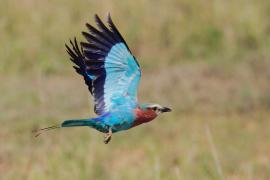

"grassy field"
[1, 0, 270, 179]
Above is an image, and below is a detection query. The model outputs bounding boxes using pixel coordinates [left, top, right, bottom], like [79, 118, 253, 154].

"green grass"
[1, 0, 270, 179]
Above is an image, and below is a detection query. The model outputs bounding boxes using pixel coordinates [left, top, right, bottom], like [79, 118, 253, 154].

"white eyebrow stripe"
[149, 104, 162, 109]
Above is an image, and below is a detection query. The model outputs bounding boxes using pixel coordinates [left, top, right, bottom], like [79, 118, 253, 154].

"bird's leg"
[104, 127, 112, 144]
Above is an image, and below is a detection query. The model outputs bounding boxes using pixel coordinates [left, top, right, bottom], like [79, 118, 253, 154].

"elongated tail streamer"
[33, 125, 61, 137]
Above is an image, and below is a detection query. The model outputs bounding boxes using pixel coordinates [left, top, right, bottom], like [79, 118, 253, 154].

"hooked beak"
[161, 107, 172, 113]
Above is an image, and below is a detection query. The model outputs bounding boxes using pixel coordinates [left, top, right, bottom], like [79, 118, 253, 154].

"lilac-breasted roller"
[35, 14, 171, 144]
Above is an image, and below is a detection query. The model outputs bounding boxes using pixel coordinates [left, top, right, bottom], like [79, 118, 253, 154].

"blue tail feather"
[61, 118, 108, 133]
[61, 119, 94, 127]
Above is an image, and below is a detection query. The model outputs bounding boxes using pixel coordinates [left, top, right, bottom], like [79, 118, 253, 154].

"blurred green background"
[1, 0, 270, 179]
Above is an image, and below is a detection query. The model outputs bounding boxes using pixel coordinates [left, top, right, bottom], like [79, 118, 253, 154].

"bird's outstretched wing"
[65, 14, 141, 115]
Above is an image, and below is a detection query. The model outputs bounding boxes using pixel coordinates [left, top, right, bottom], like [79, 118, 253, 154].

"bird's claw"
[104, 135, 111, 144]
[104, 127, 112, 144]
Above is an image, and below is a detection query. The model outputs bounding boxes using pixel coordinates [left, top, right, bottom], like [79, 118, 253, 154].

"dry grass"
[1, 63, 270, 179]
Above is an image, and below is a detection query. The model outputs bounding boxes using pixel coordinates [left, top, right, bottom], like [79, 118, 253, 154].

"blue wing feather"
[66, 14, 141, 115]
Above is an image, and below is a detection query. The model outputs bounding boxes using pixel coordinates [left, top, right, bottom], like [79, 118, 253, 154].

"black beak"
[161, 107, 172, 113]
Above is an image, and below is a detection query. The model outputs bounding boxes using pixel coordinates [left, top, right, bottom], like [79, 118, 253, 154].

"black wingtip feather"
[65, 38, 93, 95]
[82, 31, 111, 51]
[106, 14, 131, 52]
[85, 23, 114, 45]
[94, 14, 117, 42]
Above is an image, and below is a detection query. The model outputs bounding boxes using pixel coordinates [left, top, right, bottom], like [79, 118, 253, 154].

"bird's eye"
[152, 107, 157, 111]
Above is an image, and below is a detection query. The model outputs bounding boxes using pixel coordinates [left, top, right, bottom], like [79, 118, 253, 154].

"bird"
[34, 14, 172, 144]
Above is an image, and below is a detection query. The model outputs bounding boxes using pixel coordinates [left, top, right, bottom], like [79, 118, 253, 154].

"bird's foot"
[104, 127, 112, 144]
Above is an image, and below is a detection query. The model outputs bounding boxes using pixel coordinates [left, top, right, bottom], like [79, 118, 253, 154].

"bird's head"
[140, 103, 172, 115]
[133, 103, 172, 127]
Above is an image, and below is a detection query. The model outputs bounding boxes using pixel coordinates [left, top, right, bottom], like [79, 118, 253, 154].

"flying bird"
[35, 14, 171, 144]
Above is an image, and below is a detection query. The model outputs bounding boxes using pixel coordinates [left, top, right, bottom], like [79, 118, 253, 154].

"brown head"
[133, 103, 172, 127]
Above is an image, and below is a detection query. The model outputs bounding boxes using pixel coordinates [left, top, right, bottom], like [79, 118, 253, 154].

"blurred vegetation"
[1, 0, 270, 73]
[1, 0, 270, 179]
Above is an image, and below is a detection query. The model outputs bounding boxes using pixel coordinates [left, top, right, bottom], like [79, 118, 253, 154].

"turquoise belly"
[91, 110, 135, 133]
